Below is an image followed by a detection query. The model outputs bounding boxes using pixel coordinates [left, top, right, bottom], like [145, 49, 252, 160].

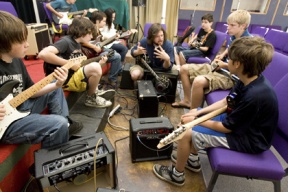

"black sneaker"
[97, 89, 116, 100]
[68, 119, 83, 136]
[171, 153, 201, 172]
[153, 164, 185, 186]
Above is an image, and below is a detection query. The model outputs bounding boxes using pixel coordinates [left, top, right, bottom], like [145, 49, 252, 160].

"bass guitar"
[139, 57, 171, 94]
[0, 55, 87, 139]
[52, 8, 98, 25]
[157, 106, 227, 149]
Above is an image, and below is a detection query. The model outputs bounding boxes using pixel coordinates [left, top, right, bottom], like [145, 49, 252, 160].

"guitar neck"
[157, 106, 227, 149]
[68, 10, 84, 16]
[81, 50, 113, 67]
[9, 56, 86, 108]
[140, 58, 160, 80]
[99, 34, 117, 48]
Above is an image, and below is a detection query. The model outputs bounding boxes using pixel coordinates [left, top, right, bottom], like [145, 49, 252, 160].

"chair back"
[0, 1, 18, 17]
[272, 73, 288, 163]
[143, 23, 167, 37]
[251, 26, 269, 37]
[264, 29, 287, 53]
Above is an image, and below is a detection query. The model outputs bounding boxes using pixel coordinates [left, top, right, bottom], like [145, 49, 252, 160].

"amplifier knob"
[88, 151, 94, 157]
[56, 162, 62, 168]
[77, 156, 83, 161]
[49, 164, 55, 171]
[64, 160, 70, 165]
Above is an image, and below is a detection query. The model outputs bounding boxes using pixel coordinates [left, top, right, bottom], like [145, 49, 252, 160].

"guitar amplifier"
[143, 69, 178, 103]
[26, 23, 51, 57]
[129, 117, 174, 163]
[34, 132, 116, 189]
[119, 63, 179, 103]
[137, 80, 158, 118]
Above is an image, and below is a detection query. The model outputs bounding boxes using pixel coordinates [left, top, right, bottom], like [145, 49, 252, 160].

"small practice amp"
[119, 64, 179, 103]
[119, 63, 134, 89]
[34, 132, 116, 189]
[143, 69, 178, 103]
[26, 23, 51, 57]
[129, 117, 174, 163]
[137, 80, 158, 118]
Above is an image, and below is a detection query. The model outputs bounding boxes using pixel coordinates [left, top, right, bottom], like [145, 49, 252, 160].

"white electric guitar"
[0, 55, 87, 139]
[52, 8, 98, 25]
[157, 106, 227, 149]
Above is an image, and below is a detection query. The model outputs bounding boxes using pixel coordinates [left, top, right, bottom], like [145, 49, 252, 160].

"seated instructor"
[130, 23, 174, 80]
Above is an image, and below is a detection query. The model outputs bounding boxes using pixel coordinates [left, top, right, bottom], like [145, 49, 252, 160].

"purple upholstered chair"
[0, 1, 18, 17]
[143, 23, 167, 37]
[251, 26, 269, 37]
[186, 31, 227, 64]
[43, 2, 68, 42]
[177, 19, 190, 37]
[264, 29, 288, 53]
[214, 22, 227, 33]
[205, 52, 288, 192]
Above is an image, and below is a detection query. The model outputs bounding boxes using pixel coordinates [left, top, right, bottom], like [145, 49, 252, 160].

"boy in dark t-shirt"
[153, 36, 278, 186]
[174, 13, 216, 67]
[0, 11, 81, 148]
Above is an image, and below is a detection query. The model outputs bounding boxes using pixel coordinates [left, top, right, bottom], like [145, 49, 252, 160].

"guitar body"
[81, 46, 101, 59]
[0, 94, 30, 139]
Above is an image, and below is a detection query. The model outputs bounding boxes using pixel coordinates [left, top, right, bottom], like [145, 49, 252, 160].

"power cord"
[108, 104, 129, 131]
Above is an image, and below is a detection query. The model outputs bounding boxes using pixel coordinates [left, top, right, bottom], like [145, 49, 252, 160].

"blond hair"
[227, 10, 251, 29]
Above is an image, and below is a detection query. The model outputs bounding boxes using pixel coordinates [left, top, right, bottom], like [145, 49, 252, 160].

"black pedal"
[137, 80, 158, 118]
[129, 117, 174, 163]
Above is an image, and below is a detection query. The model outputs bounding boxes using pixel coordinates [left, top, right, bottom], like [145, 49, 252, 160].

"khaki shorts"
[63, 67, 87, 92]
[129, 64, 144, 76]
[187, 64, 234, 94]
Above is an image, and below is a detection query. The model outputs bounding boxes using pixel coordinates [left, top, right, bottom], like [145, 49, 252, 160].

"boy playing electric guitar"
[153, 36, 278, 186]
[0, 11, 82, 148]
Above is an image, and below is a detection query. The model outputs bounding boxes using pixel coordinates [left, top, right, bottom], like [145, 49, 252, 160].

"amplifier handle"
[59, 142, 88, 154]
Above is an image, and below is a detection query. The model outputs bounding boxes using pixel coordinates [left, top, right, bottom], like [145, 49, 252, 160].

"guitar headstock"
[88, 8, 98, 13]
[157, 125, 187, 149]
[65, 54, 87, 69]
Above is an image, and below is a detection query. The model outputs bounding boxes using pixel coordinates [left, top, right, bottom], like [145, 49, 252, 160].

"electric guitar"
[81, 30, 136, 59]
[44, 50, 114, 76]
[0, 55, 87, 139]
[52, 8, 98, 25]
[157, 106, 227, 149]
[139, 57, 171, 94]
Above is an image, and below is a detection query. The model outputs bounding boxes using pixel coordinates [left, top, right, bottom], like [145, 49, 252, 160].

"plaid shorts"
[187, 63, 234, 94]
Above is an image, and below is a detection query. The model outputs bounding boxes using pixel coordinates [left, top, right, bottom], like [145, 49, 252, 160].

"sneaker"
[104, 81, 117, 90]
[97, 89, 115, 100]
[171, 153, 201, 172]
[153, 164, 185, 186]
[68, 119, 83, 136]
[85, 93, 112, 108]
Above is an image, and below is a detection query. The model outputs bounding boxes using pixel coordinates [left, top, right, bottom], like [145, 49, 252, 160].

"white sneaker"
[85, 93, 112, 108]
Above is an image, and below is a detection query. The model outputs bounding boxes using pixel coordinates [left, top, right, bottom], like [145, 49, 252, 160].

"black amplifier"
[120, 63, 179, 103]
[34, 132, 116, 188]
[129, 117, 174, 163]
[137, 80, 159, 118]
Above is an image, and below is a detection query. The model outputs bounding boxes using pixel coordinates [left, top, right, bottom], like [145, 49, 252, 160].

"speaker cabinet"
[26, 23, 51, 56]
[143, 69, 179, 103]
[137, 80, 158, 118]
[129, 117, 173, 163]
[119, 63, 134, 89]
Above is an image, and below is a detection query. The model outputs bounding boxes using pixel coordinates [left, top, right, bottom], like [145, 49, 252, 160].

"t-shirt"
[130, 37, 175, 71]
[0, 58, 34, 98]
[50, 0, 78, 12]
[196, 28, 217, 56]
[223, 74, 278, 153]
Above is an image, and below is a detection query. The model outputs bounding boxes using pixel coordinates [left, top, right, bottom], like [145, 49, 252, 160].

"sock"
[173, 167, 184, 176]
[189, 153, 199, 161]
